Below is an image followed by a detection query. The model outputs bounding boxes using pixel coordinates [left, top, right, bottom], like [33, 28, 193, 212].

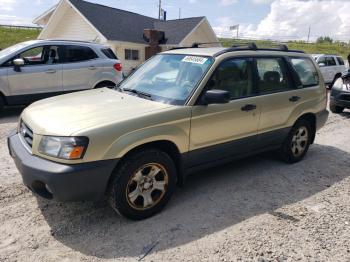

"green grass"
[0, 27, 349, 60]
[0, 27, 40, 50]
[220, 38, 350, 59]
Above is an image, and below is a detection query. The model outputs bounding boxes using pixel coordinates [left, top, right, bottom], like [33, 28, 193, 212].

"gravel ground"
[0, 106, 349, 262]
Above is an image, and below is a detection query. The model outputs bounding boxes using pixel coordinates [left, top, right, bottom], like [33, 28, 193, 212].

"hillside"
[0, 27, 40, 50]
[0, 27, 349, 60]
[220, 38, 350, 59]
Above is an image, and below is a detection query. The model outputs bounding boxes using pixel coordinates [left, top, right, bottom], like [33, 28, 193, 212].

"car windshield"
[0, 42, 31, 59]
[119, 54, 214, 105]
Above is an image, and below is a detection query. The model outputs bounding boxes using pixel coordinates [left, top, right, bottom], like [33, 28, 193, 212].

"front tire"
[108, 149, 177, 220]
[94, 81, 116, 89]
[0, 97, 4, 113]
[330, 103, 344, 114]
[280, 119, 312, 163]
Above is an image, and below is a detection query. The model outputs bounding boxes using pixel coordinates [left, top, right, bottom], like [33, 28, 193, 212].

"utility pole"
[179, 8, 181, 19]
[158, 0, 162, 20]
[307, 26, 311, 43]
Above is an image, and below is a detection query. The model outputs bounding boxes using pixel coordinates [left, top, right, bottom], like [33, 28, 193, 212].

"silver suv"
[0, 40, 123, 111]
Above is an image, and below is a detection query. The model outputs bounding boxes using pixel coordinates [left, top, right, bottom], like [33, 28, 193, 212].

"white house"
[34, 0, 220, 73]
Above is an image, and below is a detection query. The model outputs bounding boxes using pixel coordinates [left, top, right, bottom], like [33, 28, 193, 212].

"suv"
[8, 43, 329, 220]
[312, 54, 347, 87]
[0, 40, 123, 111]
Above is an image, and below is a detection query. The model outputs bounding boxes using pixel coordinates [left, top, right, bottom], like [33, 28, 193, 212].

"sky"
[0, 0, 350, 42]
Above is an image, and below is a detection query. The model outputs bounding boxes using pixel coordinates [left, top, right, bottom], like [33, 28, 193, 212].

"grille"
[339, 94, 350, 101]
[19, 121, 34, 149]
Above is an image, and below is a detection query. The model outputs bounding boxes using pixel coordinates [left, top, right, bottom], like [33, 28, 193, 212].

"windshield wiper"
[122, 88, 153, 100]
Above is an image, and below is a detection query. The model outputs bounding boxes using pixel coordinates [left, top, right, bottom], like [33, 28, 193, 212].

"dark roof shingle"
[69, 0, 204, 44]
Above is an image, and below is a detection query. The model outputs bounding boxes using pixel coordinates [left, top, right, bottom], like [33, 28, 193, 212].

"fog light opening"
[32, 181, 53, 199]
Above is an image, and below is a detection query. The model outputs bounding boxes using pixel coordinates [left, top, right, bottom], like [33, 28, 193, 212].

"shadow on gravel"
[36, 144, 350, 259]
[0, 107, 23, 124]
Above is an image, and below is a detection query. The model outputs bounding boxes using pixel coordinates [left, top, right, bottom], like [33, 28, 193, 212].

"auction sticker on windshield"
[182, 56, 208, 65]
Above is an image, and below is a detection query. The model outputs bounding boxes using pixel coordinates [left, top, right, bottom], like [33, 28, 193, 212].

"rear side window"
[256, 58, 292, 94]
[101, 48, 117, 59]
[337, 57, 345, 65]
[63, 45, 98, 62]
[326, 56, 336, 66]
[291, 58, 319, 87]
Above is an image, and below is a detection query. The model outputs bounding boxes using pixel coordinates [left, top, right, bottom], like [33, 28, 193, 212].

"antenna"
[158, 0, 162, 20]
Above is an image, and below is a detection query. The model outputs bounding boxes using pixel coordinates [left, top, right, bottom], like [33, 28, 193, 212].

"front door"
[7, 45, 63, 104]
[189, 57, 261, 167]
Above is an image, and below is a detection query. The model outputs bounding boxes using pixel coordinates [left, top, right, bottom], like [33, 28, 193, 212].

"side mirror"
[318, 62, 326, 67]
[202, 89, 230, 105]
[13, 58, 24, 72]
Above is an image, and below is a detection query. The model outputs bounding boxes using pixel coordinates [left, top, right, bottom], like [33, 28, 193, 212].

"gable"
[38, 0, 104, 41]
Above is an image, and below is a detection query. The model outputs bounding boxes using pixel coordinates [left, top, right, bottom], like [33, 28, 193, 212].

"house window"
[125, 49, 139, 61]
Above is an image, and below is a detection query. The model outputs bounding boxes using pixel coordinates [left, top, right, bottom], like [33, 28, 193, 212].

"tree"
[316, 36, 333, 44]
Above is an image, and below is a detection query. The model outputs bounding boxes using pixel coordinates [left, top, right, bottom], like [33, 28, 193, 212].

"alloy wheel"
[126, 163, 169, 210]
[291, 126, 309, 157]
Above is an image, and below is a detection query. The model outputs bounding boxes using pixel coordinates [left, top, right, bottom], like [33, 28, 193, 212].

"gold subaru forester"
[8, 43, 329, 220]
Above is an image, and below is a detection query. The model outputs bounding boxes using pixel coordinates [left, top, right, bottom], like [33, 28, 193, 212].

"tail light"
[114, 63, 122, 72]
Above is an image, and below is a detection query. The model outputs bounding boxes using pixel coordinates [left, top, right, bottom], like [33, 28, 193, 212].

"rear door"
[256, 56, 322, 148]
[6, 45, 63, 103]
[254, 57, 304, 148]
[61, 45, 99, 91]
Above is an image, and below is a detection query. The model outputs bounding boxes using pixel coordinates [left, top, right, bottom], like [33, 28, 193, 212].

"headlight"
[333, 78, 350, 91]
[38, 136, 89, 160]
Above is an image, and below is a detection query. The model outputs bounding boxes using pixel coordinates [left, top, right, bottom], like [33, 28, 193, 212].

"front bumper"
[330, 89, 350, 109]
[8, 133, 118, 201]
[315, 109, 329, 131]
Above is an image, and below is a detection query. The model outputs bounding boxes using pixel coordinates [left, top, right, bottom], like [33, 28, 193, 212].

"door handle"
[241, 104, 257, 111]
[289, 96, 300, 102]
[45, 69, 56, 74]
[88, 66, 96, 70]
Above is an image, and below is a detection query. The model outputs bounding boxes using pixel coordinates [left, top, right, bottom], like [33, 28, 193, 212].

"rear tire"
[330, 103, 344, 114]
[280, 119, 312, 164]
[108, 148, 177, 220]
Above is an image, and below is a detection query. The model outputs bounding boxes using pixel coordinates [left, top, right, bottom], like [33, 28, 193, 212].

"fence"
[0, 24, 42, 30]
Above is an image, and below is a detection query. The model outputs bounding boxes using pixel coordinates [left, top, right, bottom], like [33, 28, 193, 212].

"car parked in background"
[330, 69, 350, 113]
[8, 43, 329, 220]
[312, 54, 347, 88]
[0, 40, 123, 112]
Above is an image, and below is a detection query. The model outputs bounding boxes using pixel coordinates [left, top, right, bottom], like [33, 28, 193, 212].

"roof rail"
[213, 42, 304, 57]
[44, 39, 100, 44]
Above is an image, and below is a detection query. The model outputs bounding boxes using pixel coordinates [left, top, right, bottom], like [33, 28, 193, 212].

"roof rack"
[213, 42, 304, 57]
[170, 42, 221, 50]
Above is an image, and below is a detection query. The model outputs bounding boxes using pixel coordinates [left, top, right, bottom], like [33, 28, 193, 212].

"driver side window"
[4, 45, 62, 67]
[19, 46, 45, 65]
[206, 58, 255, 100]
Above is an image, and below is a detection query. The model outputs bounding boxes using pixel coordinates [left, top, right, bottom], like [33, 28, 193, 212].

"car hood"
[21, 88, 174, 136]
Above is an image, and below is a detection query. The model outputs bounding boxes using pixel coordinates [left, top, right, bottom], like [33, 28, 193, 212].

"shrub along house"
[34, 0, 220, 73]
